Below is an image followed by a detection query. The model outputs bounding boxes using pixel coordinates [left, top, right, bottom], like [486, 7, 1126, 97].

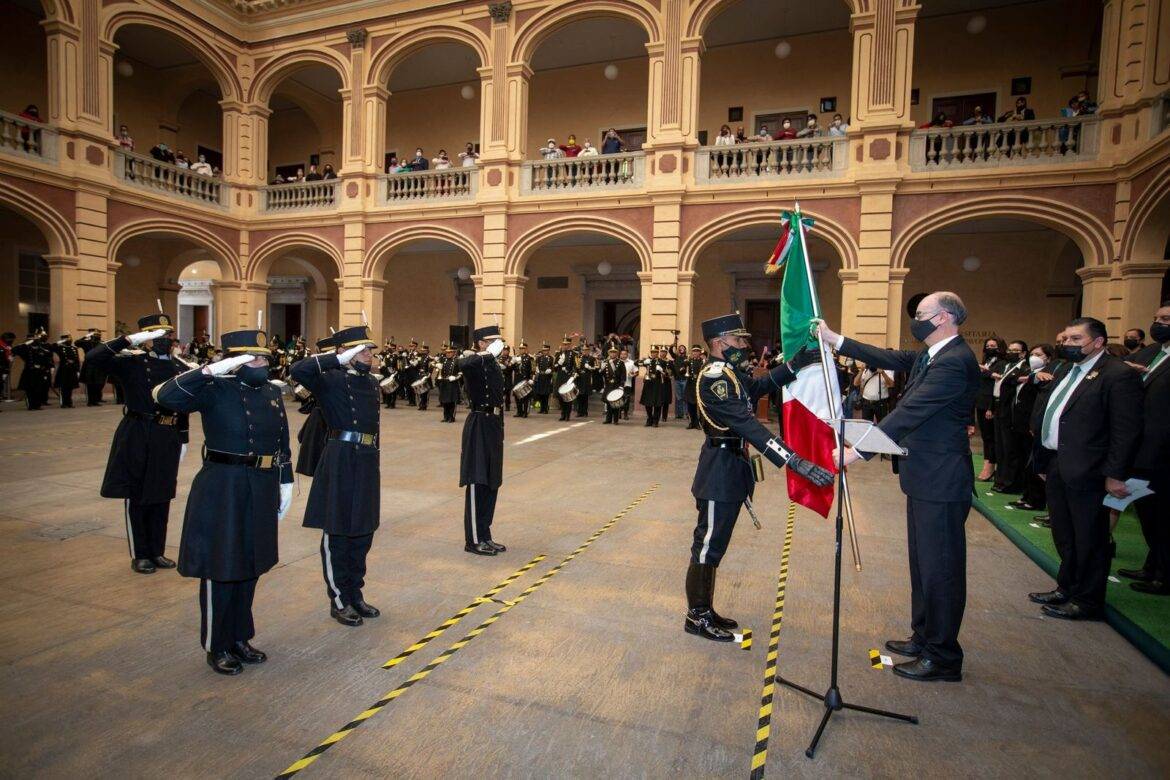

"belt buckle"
[360, 433, 375, 446]
[257, 454, 274, 469]
[157, 414, 175, 425]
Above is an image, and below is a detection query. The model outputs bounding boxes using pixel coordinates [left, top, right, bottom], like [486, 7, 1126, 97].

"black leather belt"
[471, 405, 503, 415]
[205, 449, 278, 469]
[707, 437, 745, 450]
[126, 409, 177, 426]
[328, 429, 379, 447]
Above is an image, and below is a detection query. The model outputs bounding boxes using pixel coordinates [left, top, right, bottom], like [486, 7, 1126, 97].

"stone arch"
[0, 181, 77, 258]
[678, 206, 859, 273]
[247, 232, 345, 283]
[512, 1, 661, 64]
[365, 226, 483, 278]
[505, 215, 653, 277]
[1122, 166, 1170, 262]
[368, 26, 490, 88]
[249, 48, 351, 105]
[892, 196, 1113, 271]
[686, 0, 858, 38]
[39, 0, 73, 24]
[108, 219, 241, 281]
[104, 11, 242, 101]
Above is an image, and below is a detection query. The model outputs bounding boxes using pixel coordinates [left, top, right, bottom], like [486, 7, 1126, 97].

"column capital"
[361, 278, 388, 290]
[636, 271, 653, 283]
[887, 267, 910, 281]
[43, 254, 79, 269]
[1118, 260, 1170, 278]
[362, 84, 389, 100]
[216, 280, 245, 290]
[680, 36, 706, 56]
[503, 274, 528, 287]
[40, 18, 80, 38]
[477, 65, 495, 81]
[505, 62, 533, 80]
[488, 1, 512, 23]
[677, 270, 697, 284]
[1076, 264, 1114, 281]
[219, 99, 271, 118]
[838, 269, 860, 283]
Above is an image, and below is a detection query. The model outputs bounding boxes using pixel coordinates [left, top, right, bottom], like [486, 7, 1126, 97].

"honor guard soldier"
[576, 345, 596, 417]
[415, 343, 432, 411]
[438, 344, 463, 422]
[379, 340, 399, 409]
[460, 325, 508, 555]
[601, 346, 627, 425]
[295, 335, 335, 478]
[50, 333, 82, 408]
[554, 337, 576, 421]
[87, 315, 188, 574]
[75, 329, 106, 405]
[12, 330, 53, 410]
[533, 342, 554, 413]
[639, 346, 665, 427]
[513, 341, 534, 417]
[686, 313, 832, 641]
[401, 339, 420, 406]
[657, 346, 675, 423]
[498, 344, 515, 412]
[684, 345, 705, 429]
[155, 329, 293, 675]
[291, 326, 382, 627]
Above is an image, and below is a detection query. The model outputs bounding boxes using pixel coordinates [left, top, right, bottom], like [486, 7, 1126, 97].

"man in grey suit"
[818, 291, 980, 682]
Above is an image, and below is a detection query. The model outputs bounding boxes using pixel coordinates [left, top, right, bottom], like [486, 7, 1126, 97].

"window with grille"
[18, 252, 49, 306]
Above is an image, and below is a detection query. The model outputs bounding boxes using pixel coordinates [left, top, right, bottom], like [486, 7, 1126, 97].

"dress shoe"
[602, 419, 611, 424]
[708, 608, 738, 630]
[1042, 602, 1102, 621]
[1033, 515, 1051, 527]
[684, 609, 734, 642]
[464, 542, 497, 556]
[152, 555, 176, 569]
[330, 604, 364, 626]
[229, 641, 267, 664]
[486, 540, 507, 553]
[1130, 581, 1170, 596]
[353, 599, 381, 618]
[206, 650, 243, 675]
[131, 558, 157, 574]
[1117, 567, 1154, 582]
[1028, 589, 1068, 605]
[1007, 500, 1038, 510]
[892, 657, 962, 682]
[884, 638, 923, 658]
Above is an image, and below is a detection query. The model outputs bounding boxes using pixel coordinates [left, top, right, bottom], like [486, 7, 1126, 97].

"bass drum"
[558, 379, 579, 403]
[411, 375, 433, 396]
[605, 388, 625, 409]
[380, 372, 399, 394]
[512, 379, 534, 399]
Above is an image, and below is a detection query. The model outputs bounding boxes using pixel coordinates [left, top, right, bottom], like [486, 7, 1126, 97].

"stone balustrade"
[909, 116, 1101, 170]
[381, 167, 476, 203]
[114, 149, 226, 206]
[260, 179, 339, 212]
[521, 152, 644, 194]
[695, 137, 847, 183]
[0, 109, 58, 162]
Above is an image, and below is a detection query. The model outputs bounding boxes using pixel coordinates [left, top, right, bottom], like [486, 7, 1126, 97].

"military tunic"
[12, 340, 53, 410]
[459, 351, 506, 545]
[50, 341, 81, 407]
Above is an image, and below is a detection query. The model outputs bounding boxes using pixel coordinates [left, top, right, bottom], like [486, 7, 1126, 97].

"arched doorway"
[0, 206, 52, 339]
[374, 238, 479, 350]
[261, 250, 340, 347]
[176, 259, 220, 346]
[262, 64, 344, 182]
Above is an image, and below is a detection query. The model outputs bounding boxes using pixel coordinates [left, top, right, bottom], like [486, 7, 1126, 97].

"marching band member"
[601, 346, 626, 425]
[513, 341, 535, 418]
[640, 345, 665, 427]
[533, 342, 554, 413]
[684, 345, 705, 429]
[438, 344, 463, 423]
[576, 344, 596, 417]
[498, 344, 514, 413]
[554, 337, 576, 422]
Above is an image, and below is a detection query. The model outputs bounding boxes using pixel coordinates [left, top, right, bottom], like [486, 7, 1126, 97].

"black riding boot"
[684, 562, 733, 641]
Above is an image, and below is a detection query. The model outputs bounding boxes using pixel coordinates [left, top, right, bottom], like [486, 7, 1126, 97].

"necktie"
[1146, 350, 1166, 381]
[1040, 364, 1082, 444]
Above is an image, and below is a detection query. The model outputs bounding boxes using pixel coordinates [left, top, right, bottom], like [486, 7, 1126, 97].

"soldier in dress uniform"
[295, 335, 334, 478]
[187, 332, 215, 365]
[601, 346, 627, 425]
[576, 345, 596, 417]
[684, 345, 705, 429]
[533, 342, 554, 413]
[459, 325, 508, 556]
[554, 337, 576, 421]
[155, 329, 293, 675]
[640, 346, 665, 427]
[513, 341, 535, 418]
[291, 326, 382, 628]
[12, 330, 53, 410]
[50, 333, 82, 408]
[438, 344, 463, 422]
[498, 344, 514, 413]
[86, 315, 188, 574]
[75, 329, 106, 405]
[402, 339, 420, 406]
[379, 339, 398, 409]
[685, 313, 831, 641]
[415, 343, 432, 411]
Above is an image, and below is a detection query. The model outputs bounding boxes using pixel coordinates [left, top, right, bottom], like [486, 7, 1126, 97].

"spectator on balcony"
[271, 174, 286, 185]
[559, 134, 582, 157]
[190, 154, 213, 176]
[292, 167, 306, 182]
[921, 111, 954, 164]
[1060, 98, 1084, 151]
[998, 97, 1035, 123]
[578, 139, 598, 157]
[408, 148, 429, 171]
[921, 111, 953, 129]
[796, 115, 822, 138]
[117, 124, 135, 152]
[714, 125, 735, 146]
[149, 142, 176, 164]
[773, 120, 795, 140]
[305, 164, 323, 181]
[322, 163, 336, 179]
[1075, 90, 1098, 115]
[602, 128, 626, 154]
[734, 126, 748, 144]
[211, 166, 221, 178]
[433, 149, 452, 170]
[385, 155, 399, 173]
[1061, 97, 1084, 119]
[459, 142, 479, 167]
[174, 150, 190, 169]
[541, 138, 564, 160]
[828, 114, 849, 137]
[962, 106, 993, 125]
[17, 104, 42, 152]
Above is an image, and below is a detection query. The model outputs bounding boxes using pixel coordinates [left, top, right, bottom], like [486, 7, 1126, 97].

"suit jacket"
[994, 359, 1029, 423]
[1029, 353, 1143, 485]
[1131, 344, 1170, 476]
[838, 336, 980, 502]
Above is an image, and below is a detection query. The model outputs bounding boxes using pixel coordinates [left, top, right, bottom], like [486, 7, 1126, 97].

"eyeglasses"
[913, 309, 942, 321]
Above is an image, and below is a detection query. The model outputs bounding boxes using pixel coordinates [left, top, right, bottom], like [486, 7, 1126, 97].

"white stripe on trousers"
[470, 484, 479, 544]
[698, 501, 715, 564]
[322, 532, 345, 608]
[123, 499, 133, 559]
[203, 579, 213, 652]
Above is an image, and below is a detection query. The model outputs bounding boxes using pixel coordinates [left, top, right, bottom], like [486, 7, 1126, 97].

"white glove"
[127, 329, 168, 347]
[204, 354, 252, 376]
[337, 344, 366, 365]
[179, 443, 188, 462]
[486, 339, 505, 357]
[278, 482, 294, 520]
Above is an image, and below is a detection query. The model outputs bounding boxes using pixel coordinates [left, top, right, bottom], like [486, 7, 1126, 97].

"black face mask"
[721, 343, 750, 370]
[1006, 351, 1023, 361]
[983, 347, 1001, 361]
[1123, 338, 1141, 350]
[1151, 322, 1170, 344]
[351, 360, 371, 374]
[237, 364, 269, 387]
[151, 337, 172, 356]
[1057, 344, 1091, 363]
[909, 316, 939, 343]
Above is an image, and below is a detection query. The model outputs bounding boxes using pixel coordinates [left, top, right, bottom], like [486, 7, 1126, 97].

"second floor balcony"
[909, 116, 1101, 171]
[114, 149, 227, 207]
[520, 152, 645, 195]
[260, 179, 339, 213]
[694, 137, 848, 184]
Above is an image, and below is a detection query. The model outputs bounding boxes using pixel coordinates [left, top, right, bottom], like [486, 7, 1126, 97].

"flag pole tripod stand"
[776, 415, 918, 758]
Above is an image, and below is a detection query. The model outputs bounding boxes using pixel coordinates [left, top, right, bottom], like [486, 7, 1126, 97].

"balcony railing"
[380, 167, 476, 203]
[521, 152, 645, 194]
[695, 137, 847, 183]
[0, 110, 58, 162]
[260, 179, 339, 212]
[909, 116, 1100, 171]
[115, 149, 227, 206]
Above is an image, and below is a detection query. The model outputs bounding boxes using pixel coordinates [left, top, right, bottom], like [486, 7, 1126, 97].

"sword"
[744, 496, 762, 530]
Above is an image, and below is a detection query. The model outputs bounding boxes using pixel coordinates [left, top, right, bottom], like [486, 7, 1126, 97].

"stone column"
[221, 101, 272, 186]
[850, 186, 898, 343]
[503, 274, 527, 343]
[340, 28, 369, 174]
[849, 0, 920, 174]
[481, 2, 514, 163]
[675, 270, 696, 345]
[838, 269, 859, 338]
[215, 281, 245, 330]
[885, 267, 909, 348]
[1097, 0, 1170, 153]
[360, 279, 386, 342]
[503, 62, 532, 163]
[105, 261, 118, 333]
[637, 271, 654, 355]
[1118, 261, 1170, 332]
[361, 85, 389, 175]
[71, 187, 111, 334]
[1076, 266, 1113, 324]
[44, 255, 79, 337]
[42, 19, 82, 129]
[339, 218, 367, 325]
[480, 207, 509, 334]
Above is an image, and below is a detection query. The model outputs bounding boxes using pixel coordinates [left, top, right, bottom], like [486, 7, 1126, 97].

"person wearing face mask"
[1122, 327, 1146, 355]
[459, 325, 509, 556]
[291, 326, 383, 628]
[1117, 302, 1170, 594]
[11, 329, 53, 410]
[154, 328, 293, 675]
[1027, 318, 1143, 620]
[817, 292, 980, 682]
[49, 333, 82, 408]
[1007, 344, 1056, 513]
[991, 341, 1030, 493]
[86, 314, 189, 575]
[295, 335, 335, 479]
[796, 114, 821, 138]
[559, 134, 582, 157]
[686, 313, 829, 642]
[975, 337, 1007, 481]
[828, 114, 849, 137]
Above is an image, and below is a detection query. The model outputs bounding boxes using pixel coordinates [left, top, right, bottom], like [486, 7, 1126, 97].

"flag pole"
[793, 202, 862, 571]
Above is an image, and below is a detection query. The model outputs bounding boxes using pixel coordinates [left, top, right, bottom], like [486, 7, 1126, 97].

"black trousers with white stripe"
[200, 577, 257, 653]
[320, 532, 375, 609]
[690, 499, 741, 567]
[124, 499, 170, 560]
[464, 483, 498, 546]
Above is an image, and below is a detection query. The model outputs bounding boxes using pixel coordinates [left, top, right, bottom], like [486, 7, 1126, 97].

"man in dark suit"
[1117, 302, 1170, 594]
[818, 291, 980, 682]
[1027, 317, 1143, 619]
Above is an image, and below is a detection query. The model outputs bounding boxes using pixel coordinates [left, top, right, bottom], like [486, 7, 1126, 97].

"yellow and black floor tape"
[735, 629, 752, 651]
[748, 502, 796, 780]
[868, 648, 893, 670]
[275, 484, 659, 779]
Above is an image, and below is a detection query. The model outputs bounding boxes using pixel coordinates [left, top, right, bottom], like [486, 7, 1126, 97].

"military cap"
[138, 313, 174, 332]
[222, 329, 271, 356]
[701, 312, 750, 341]
[315, 334, 335, 351]
[334, 325, 376, 349]
[473, 324, 501, 341]
[691, 344, 703, 352]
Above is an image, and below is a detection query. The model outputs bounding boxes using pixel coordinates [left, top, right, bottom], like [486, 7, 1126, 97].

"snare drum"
[380, 372, 399, 394]
[293, 384, 312, 400]
[605, 388, 625, 410]
[512, 379, 534, 399]
[411, 375, 433, 395]
[558, 379, 579, 403]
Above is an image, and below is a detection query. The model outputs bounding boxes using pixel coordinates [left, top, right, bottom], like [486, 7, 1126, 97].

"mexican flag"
[774, 209, 839, 517]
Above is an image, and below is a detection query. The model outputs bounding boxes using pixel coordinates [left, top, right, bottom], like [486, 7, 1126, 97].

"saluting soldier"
[295, 335, 334, 478]
[513, 341, 535, 418]
[684, 345, 705, 429]
[291, 326, 382, 628]
[87, 315, 188, 574]
[459, 325, 508, 556]
[50, 333, 82, 408]
[498, 344, 515, 413]
[75, 329, 106, 405]
[685, 313, 831, 641]
[12, 330, 53, 410]
[533, 342, 554, 413]
[154, 329, 293, 675]
[438, 344, 463, 422]
[601, 346, 627, 425]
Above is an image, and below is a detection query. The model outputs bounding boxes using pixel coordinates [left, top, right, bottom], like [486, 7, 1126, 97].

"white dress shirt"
[1040, 349, 1105, 450]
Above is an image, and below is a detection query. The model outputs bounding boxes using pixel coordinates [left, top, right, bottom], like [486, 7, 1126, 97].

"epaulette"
[702, 360, 726, 378]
